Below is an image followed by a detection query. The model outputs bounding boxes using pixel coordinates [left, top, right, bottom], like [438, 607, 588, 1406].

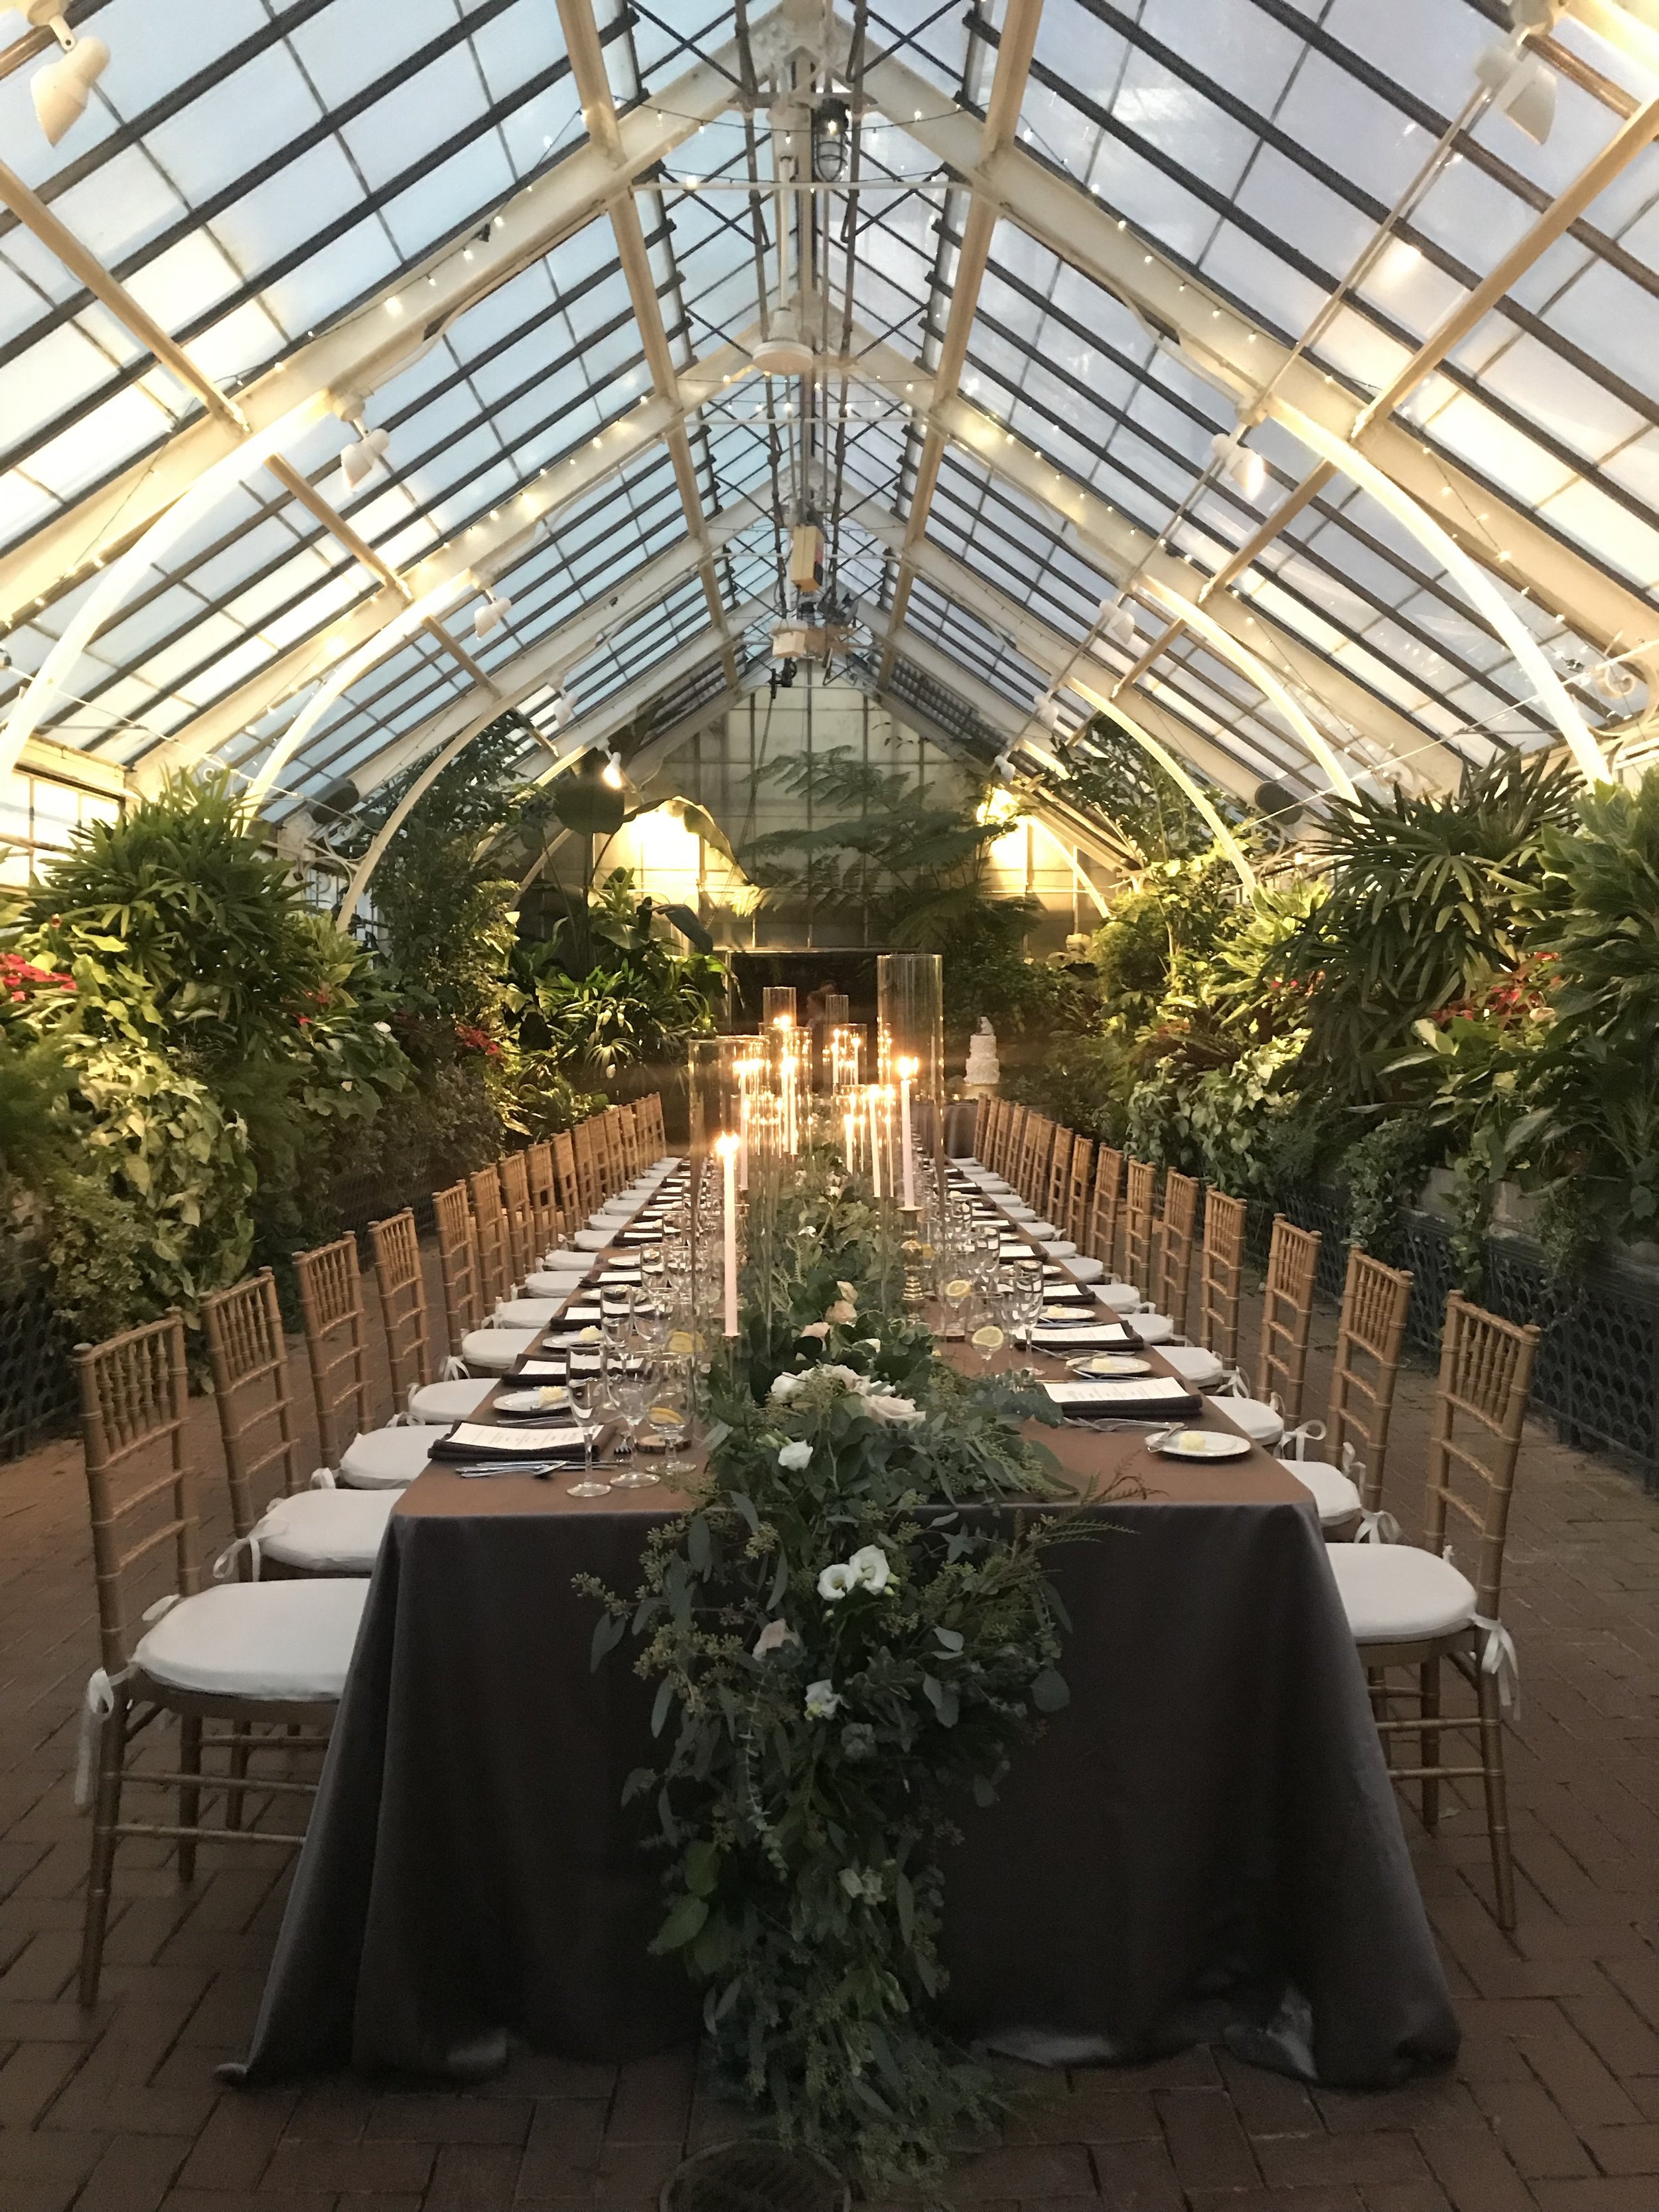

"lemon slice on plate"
[970, 1323, 1005, 1352]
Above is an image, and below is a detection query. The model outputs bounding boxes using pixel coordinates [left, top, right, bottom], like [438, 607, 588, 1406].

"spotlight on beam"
[1474, 37, 1556, 143]
[29, 4, 109, 145]
[474, 593, 512, 640]
[1210, 427, 1266, 503]
[1100, 595, 1137, 651]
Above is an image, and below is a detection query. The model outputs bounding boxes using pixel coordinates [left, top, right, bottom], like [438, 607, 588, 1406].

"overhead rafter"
[553, 0, 740, 688]
[0, 25, 766, 631]
[1115, 80, 1659, 715]
[877, 0, 1045, 684]
[858, 42, 1659, 682]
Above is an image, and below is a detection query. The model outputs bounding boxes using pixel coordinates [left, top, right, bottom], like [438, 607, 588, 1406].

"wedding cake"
[964, 1017, 999, 1090]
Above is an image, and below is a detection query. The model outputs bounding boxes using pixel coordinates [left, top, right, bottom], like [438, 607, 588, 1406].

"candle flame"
[714, 1132, 741, 1161]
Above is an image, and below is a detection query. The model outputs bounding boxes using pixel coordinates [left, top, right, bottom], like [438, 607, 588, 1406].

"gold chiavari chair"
[975, 1096, 1001, 1174]
[616, 1102, 642, 1182]
[640, 1091, 667, 1160]
[469, 1165, 515, 1307]
[986, 1097, 1009, 1173]
[1255, 1216, 1323, 1422]
[1330, 1297, 1540, 1928]
[551, 1129, 582, 1230]
[601, 1106, 627, 1199]
[525, 1140, 560, 1255]
[1043, 1128, 1074, 1228]
[1085, 1147, 1124, 1275]
[1196, 1189, 1248, 1372]
[1020, 1116, 1052, 1208]
[1064, 1137, 1094, 1247]
[433, 1182, 484, 1357]
[1121, 1159, 1157, 1293]
[499, 1149, 536, 1283]
[292, 1235, 376, 1471]
[201, 1272, 303, 1540]
[1155, 1169, 1200, 1335]
[1281, 1250, 1417, 1541]
[572, 1118, 603, 1218]
[1001, 1104, 1028, 1187]
[74, 1315, 364, 2004]
[369, 1210, 433, 1408]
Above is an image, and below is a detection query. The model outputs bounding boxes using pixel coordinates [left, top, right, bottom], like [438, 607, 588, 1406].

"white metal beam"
[0, 29, 766, 631]
[859, 44, 1659, 680]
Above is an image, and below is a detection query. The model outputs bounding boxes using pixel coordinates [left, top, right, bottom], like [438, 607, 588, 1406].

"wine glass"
[968, 1288, 1008, 1367]
[564, 1376, 611, 1497]
[938, 1268, 974, 1341]
[1010, 1260, 1045, 1355]
[609, 1349, 660, 1488]
[648, 1366, 693, 1481]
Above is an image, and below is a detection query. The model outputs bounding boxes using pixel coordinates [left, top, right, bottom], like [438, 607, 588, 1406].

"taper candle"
[715, 1133, 739, 1337]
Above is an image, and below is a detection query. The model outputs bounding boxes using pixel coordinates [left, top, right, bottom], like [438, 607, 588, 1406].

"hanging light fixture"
[28, 3, 109, 145]
[1473, 35, 1557, 143]
[549, 692, 573, 731]
[334, 398, 390, 489]
[753, 305, 815, 376]
[1210, 427, 1266, 503]
[1100, 594, 1137, 650]
[600, 743, 624, 788]
[474, 593, 512, 640]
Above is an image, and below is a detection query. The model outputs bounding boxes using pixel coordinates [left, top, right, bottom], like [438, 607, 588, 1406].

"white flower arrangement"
[817, 1543, 891, 1602]
[804, 1679, 841, 1720]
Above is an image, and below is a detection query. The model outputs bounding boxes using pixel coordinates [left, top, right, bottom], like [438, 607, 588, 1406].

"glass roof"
[1, 0, 1656, 852]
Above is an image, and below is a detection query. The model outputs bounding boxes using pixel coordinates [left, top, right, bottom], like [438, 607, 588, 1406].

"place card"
[1033, 1322, 1133, 1348]
[433, 1422, 589, 1457]
[598, 1268, 642, 1283]
[560, 1303, 603, 1321]
[1043, 1378, 1195, 1409]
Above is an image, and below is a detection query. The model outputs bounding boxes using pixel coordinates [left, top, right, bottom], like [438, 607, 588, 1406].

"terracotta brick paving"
[1, 1290, 1656, 2211]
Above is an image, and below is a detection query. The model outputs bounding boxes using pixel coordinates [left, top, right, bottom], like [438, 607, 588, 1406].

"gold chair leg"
[79, 1688, 127, 2009]
[1477, 1667, 1517, 1931]
[1419, 1658, 1441, 1834]
[177, 1715, 202, 1883]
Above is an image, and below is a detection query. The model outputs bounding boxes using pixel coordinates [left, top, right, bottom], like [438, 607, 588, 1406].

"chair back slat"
[370, 1209, 433, 1402]
[1121, 1159, 1157, 1293]
[1328, 1248, 1413, 1510]
[1425, 1295, 1540, 1617]
[76, 1315, 197, 1676]
[1155, 1169, 1200, 1334]
[572, 1119, 603, 1218]
[525, 1140, 559, 1254]
[616, 1103, 642, 1181]
[1085, 1147, 1123, 1274]
[433, 1183, 482, 1351]
[1255, 1216, 1322, 1419]
[1197, 1189, 1248, 1367]
[640, 1092, 666, 1158]
[202, 1272, 303, 1537]
[469, 1166, 514, 1307]
[601, 1107, 626, 1199]
[293, 1234, 375, 1467]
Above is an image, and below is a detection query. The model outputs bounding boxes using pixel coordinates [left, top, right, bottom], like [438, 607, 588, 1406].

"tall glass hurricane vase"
[877, 952, 946, 1217]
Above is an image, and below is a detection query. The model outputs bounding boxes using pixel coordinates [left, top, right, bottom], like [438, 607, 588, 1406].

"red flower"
[455, 1023, 502, 1059]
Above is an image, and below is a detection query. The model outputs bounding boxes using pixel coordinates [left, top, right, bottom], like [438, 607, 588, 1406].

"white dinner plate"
[1149, 1428, 1252, 1461]
[496, 1385, 571, 1415]
[1068, 1353, 1152, 1378]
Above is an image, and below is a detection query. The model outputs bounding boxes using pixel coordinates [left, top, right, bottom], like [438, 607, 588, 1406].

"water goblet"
[564, 1376, 611, 1498]
[608, 1349, 660, 1487]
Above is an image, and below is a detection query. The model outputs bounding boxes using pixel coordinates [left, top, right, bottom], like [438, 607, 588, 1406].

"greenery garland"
[583, 1155, 1096, 2184]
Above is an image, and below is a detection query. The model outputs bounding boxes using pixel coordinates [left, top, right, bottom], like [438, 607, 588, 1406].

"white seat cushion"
[134, 1580, 368, 1702]
[408, 1378, 494, 1424]
[1026, 1220, 1060, 1240]
[524, 1270, 589, 1298]
[573, 1229, 614, 1250]
[1052, 1253, 1104, 1282]
[1003, 1202, 1037, 1220]
[254, 1491, 396, 1573]
[1126, 1311, 1174, 1345]
[1330, 1544, 1476, 1645]
[1281, 1457, 1362, 1528]
[338, 1426, 436, 1488]
[1216, 1397, 1284, 1447]
[461, 1327, 540, 1372]
[1161, 1345, 1225, 1390]
[1093, 1282, 1142, 1311]
[534, 1251, 592, 1272]
[494, 1297, 564, 1327]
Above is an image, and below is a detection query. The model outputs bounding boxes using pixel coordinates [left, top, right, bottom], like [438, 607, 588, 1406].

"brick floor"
[1, 1282, 1656, 2211]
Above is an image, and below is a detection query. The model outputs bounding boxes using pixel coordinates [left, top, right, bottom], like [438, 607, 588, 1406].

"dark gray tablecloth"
[232, 1459, 1457, 2090]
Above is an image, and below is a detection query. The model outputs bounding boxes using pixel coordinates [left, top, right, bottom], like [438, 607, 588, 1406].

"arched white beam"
[243, 573, 474, 807]
[0, 398, 326, 786]
[1141, 579, 1359, 801]
[1277, 405, 1609, 788]
[1053, 686, 1257, 892]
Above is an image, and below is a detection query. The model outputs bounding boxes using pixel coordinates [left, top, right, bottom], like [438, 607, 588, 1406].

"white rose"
[847, 1544, 890, 1593]
[826, 1300, 857, 1327]
[865, 1392, 924, 1426]
[797, 1321, 830, 1341]
[770, 1372, 804, 1400]
[836, 1280, 857, 1302]
[753, 1618, 798, 1658]
[817, 1562, 856, 1602]
[819, 1364, 861, 1391]
[778, 1439, 812, 1471]
[804, 1680, 842, 1720]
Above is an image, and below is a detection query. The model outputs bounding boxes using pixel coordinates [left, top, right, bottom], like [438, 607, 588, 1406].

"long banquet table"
[231, 1193, 1458, 2093]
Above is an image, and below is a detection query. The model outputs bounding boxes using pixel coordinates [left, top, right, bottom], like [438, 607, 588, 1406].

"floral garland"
[583, 1152, 1092, 2184]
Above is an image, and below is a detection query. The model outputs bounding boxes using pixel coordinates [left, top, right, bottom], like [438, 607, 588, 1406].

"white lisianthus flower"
[847, 1544, 891, 1593]
[778, 1439, 812, 1471]
[865, 1392, 924, 1426]
[797, 1321, 830, 1341]
[373, 1021, 392, 1034]
[753, 1618, 798, 1658]
[817, 1562, 857, 1602]
[826, 1300, 857, 1327]
[836, 1280, 858, 1304]
[819, 1364, 862, 1392]
[770, 1372, 805, 1400]
[804, 1680, 842, 1720]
